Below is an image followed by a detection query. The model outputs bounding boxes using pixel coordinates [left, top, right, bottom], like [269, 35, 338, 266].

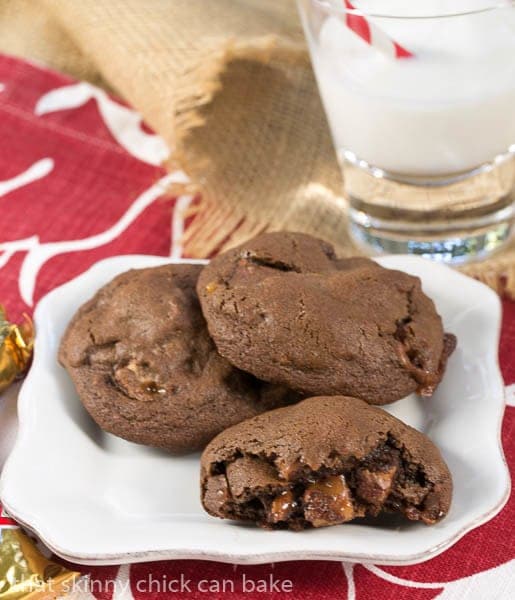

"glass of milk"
[297, 0, 515, 263]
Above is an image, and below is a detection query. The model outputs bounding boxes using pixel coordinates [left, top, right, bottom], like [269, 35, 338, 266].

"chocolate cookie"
[201, 396, 453, 530]
[197, 232, 456, 405]
[59, 264, 297, 453]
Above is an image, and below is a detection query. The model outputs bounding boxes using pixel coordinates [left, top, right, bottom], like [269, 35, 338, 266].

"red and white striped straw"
[342, 0, 414, 59]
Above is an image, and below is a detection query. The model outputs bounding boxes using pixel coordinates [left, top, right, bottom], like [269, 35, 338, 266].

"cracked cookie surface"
[59, 264, 297, 453]
[197, 232, 456, 405]
[201, 396, 453, 530]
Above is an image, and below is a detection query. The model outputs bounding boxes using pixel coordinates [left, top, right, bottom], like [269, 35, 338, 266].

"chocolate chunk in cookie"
[197, 232, 456, 405]
[59, 264, 297, 453]
[201, 396, 452, 530]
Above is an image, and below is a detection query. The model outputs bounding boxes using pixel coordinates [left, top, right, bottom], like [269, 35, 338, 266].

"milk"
[306, 0, 515, 176]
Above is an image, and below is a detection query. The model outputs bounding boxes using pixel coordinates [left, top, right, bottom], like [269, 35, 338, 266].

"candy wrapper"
[0, 307, 34, 394]
[0, 504, 80, 599]
[0, 312, 80, 597]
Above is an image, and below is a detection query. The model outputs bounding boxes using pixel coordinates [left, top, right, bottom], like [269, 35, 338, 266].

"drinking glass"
[297, 0, 515, 263]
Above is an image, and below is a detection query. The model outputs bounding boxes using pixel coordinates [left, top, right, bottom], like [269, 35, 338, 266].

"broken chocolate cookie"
[201, 396, 453, 529]
[197, 232, 456, 405]
[59, 264, 297, 453]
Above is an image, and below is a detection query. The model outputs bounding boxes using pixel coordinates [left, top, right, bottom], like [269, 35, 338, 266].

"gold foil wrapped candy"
[0, 306, 34, 394]
[1, 314, 79, 598]
[0, 505, 80, 599]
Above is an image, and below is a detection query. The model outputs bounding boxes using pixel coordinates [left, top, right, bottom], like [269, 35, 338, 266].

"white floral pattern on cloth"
[506, 384, 515, 407]
[2, 170, 188, 306]
[35, 82, 170, 166]
[0, 159, 54, 271]
[0, 53, 514, 600]
[362, 562, 515, 599]
[0, 158, 54, 199]
[0, 79, 194, 306]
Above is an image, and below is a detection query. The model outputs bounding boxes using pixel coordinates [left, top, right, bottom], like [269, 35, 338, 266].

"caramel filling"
[268, 490, 297, 524]
[302, 474, 356, 527]
[206, 440, 444, 529]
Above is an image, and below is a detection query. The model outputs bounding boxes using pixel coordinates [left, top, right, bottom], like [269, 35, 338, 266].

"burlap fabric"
[1, 0, 514, 296]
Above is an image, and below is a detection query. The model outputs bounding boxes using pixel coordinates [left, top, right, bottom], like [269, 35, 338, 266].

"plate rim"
[0, 254, 511, 566]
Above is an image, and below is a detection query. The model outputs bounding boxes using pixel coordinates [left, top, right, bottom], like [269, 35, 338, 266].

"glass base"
[343, 150, 515, 265]
[349, 218, 513, 265]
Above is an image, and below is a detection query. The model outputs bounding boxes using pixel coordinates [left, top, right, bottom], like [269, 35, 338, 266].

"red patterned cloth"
[0, 54, 514, 599]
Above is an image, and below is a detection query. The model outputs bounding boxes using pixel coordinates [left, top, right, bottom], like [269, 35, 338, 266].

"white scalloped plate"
[0, 255, 510, 566]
